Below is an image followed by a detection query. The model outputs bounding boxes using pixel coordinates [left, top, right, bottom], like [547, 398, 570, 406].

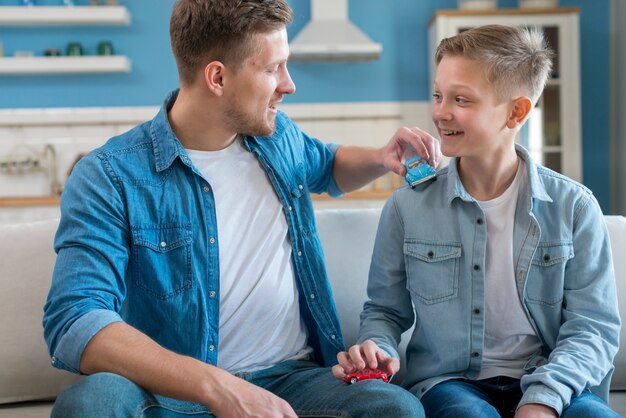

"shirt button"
[477, 218, 484, 225]
[298, 184, 303, 190]
[472, 351, 480, 358]
[473, 264, 480, 271]
[288, 206, 292, 211]
[209, 345, 215, 351]
[203, 186, 210, 193]
[310, 293, 315, 299]
[473, 308, 480, 315]
[297, 251, 302, 257]
[331, 334, 336, 340]
[543, 254, 551, 262]
[160, 241, 167, 247]
[209, 237, 215, 244]
[427, 251, 434, 259]
[209, 291, 216, 298]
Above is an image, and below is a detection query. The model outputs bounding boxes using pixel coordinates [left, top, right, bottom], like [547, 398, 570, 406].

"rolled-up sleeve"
[43, 153, 129, 373]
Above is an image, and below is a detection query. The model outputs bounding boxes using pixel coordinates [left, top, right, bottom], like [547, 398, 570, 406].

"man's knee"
[52, 372, 150, 418]
[347, 382, 424, 418]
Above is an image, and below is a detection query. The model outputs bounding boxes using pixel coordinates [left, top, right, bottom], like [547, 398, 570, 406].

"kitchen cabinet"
[0, 5, 131, 75]
[428, 8, 582, 182]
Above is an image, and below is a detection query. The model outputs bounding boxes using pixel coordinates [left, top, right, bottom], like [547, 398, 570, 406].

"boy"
[333, 25, 620, 418]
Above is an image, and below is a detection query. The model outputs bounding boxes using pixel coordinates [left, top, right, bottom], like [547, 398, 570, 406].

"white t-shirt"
[186, 138, 311, 373]
[475, 160, 542, 380]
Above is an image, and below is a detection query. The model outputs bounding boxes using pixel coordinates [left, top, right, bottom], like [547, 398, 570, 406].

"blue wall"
[0, 0, 611, 211]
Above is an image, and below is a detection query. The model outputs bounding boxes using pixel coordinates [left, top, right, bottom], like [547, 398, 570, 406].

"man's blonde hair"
[435, 24, 554, 104]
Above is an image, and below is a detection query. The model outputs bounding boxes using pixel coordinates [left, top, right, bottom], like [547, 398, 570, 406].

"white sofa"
[1, 209, 625, 417]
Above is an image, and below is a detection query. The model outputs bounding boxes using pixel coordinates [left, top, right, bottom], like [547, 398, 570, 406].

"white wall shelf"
[0, 56, 131, 75]
[0, 6, 130, 26]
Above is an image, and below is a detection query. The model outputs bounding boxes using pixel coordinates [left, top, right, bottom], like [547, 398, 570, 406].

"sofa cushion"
[0, 219, 80, 404]
[606, 216, 626, 389]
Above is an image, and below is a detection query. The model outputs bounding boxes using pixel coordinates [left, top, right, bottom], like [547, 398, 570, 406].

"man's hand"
[332, 126, 441, 193]
[331, 339, 399, 380]
[207, 368, 297, 418]
[380, 126, 442, 177]
[515, 403, 558, 418]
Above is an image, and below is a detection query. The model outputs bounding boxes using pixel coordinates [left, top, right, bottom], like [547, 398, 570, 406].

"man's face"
[223, 28, 295, 137]
[431, 55, 514, 161]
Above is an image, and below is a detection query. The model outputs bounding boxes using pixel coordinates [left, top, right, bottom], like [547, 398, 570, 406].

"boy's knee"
[52, 372, 149, 418]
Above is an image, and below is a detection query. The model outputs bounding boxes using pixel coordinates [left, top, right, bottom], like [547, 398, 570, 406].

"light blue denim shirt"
[43, 90, 346, 374]
[360, 145, 620, 415]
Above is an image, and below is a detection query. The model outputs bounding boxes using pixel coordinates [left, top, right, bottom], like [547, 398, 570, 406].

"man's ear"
[506, 96, 533, 128]
[203, 61, 226, 96]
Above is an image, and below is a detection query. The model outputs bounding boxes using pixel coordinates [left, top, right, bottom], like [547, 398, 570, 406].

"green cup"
[97, 41, 114, 56]
[66, 42, 83, 56]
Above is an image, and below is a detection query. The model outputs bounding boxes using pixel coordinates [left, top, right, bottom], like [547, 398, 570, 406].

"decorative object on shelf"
[43, 48, 61, 56]
[66, 42, 83, 56]
[519, 0, 558, 8]
[97, 40, 113, 56]
[458, 0, 497, 10]
[14, 50, 34, 57]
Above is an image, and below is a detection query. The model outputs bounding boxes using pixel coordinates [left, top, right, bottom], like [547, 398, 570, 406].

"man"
[43, 1, 440, 417]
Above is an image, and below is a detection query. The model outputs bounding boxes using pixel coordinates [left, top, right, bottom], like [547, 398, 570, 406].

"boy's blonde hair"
[435, 24, 554, 104]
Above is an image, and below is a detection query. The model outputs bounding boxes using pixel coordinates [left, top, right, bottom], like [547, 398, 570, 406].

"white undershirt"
[186, 138, 311, 373]
[474, 160, 541, 380]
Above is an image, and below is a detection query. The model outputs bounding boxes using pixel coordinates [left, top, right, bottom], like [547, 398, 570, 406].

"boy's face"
[432, 55, 516, 160]
[222, 28, 296, 137]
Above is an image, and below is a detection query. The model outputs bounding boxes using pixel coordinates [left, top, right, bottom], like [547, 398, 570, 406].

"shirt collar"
[150, 89, 193, 173]
[445, 143, 553, 205]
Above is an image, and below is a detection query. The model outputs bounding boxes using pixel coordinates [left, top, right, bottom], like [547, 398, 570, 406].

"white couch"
[1, 209, 625, 417]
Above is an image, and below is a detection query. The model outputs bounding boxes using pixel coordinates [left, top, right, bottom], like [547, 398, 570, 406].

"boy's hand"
[380, 127, 442, 177]
[514, 403, 558, 418]
[331, 339, 399, 380]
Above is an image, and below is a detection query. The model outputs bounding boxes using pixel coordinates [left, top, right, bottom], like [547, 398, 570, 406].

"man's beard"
[225, 102, 276, 137]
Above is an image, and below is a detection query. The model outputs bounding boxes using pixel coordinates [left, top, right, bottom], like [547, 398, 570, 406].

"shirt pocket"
[131, 224, 193, 299]
[404, 240, 462, 304]
[526, 241, 573, 306]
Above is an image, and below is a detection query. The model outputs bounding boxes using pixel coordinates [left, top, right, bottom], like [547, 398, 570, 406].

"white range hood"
[289, 0, 382, 61]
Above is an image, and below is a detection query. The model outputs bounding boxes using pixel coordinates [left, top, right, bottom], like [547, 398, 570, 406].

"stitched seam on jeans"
[295, 410, 350, 418]
[139, 403, 211, 417]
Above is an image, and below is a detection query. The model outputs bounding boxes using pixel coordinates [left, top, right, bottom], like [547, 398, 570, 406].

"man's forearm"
[80, 322, 221, 407]
[332, 145, 388, 193]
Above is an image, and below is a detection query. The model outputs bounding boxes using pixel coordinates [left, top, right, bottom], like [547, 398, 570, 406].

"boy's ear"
[507, 96, 533, 128]
[203, 61, 226, 96]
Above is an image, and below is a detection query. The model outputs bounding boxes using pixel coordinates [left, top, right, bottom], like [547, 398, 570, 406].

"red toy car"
[343, 368, 390, 384]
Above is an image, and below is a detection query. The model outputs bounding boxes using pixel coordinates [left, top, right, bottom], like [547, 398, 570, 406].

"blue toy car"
[404, 155, 436, 187]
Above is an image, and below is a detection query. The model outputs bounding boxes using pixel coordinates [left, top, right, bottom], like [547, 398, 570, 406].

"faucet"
[42, 144, 63, 196]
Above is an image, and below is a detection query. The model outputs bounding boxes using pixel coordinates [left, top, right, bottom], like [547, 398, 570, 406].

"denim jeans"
[420, 377, 620, 418]
[51, 360, 424, 418]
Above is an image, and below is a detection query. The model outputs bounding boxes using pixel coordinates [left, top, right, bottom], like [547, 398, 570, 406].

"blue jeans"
[420, 377, 620, 418]
[52, 360, 424, 417]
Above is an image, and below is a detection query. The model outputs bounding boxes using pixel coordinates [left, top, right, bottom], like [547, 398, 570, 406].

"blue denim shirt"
[43, 90, 346, 374]
[360, 145, 620, 415]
